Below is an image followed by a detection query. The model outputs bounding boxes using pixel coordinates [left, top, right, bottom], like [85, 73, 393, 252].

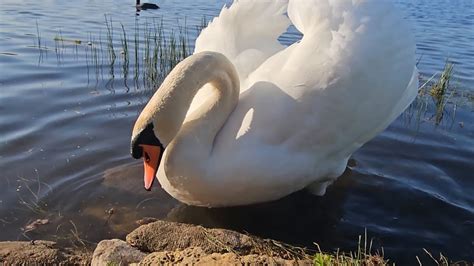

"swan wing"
[245, 0, 418, 157]
[188, 0, 290, 116]
[208, 0, 418, 202]
[194, 0, 290, 79]
[163, 0, 420, 205]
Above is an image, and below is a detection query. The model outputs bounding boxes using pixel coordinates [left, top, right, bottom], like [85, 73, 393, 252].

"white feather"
[157, 0, 417, 206]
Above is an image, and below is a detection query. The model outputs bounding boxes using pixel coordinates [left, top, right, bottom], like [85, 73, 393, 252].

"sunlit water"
[1, 0, 473, 263]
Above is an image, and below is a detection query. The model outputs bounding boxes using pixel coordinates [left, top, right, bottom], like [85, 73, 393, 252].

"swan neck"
[152, 52, 239, 181]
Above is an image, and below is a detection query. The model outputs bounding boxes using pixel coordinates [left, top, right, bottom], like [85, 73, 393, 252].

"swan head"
[131, 68, 188, 191]
[131, 122, 164, 191]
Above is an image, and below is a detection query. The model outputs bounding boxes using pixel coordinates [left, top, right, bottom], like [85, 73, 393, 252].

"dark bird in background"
[136, 0, 159, 10]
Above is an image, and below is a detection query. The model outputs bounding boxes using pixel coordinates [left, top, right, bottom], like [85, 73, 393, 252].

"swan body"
[131, 0, 418, 207]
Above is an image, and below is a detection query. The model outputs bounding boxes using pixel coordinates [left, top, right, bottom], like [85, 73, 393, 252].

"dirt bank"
[1, 220, 313, 265]
[0, 240, 91, 265]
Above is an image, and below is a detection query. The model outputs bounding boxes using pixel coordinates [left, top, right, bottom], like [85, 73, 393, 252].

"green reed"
[104, 15, 116, 65]
[198, 16, 208, 34]
[37, 14, 203, 92]
[429, 61, 455, 124]
[35, 20, 42, 49]
[120, 23, 130, 85]
[47, 16, 196, 90]
[46, 17, 465, 125]
[403, 59, 461, 129]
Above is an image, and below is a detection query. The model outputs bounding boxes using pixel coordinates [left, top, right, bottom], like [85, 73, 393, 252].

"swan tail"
[195, 0, 290, 79]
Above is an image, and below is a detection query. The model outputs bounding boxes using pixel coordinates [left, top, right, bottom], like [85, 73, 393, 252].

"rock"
[140, 247, 313, 265]
[126, 220, 309, 260]
[126, 220, 256, 254]
[92, 239, 147, 266]
[135, 217, 159, 226]
[1, 220, 312, 265]
[0, 240, 90, 264]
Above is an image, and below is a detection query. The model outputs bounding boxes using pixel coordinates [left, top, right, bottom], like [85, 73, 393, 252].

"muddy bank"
[0, 240, 91, 265]
[95, 219, 314, 265]
[1, 220, 313, 265]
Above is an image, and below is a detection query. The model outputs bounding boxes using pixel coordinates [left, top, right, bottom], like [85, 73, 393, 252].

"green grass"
[312, 233, 388, 266]
[311, 237, 467, 266]
[429, 61, 455, 125]
[404, 59, 461, 128]
[429, 61, 454, 99]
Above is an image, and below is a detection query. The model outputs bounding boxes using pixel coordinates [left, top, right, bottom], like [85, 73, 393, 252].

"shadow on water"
[164, 172, 351, 251]
[2, 162, 351, 251]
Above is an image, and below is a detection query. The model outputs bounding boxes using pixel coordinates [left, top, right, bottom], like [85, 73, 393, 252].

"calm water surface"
[1, 0, 473, 264]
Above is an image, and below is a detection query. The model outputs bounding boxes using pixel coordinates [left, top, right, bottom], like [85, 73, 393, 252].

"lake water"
[1, 0, 473, 263]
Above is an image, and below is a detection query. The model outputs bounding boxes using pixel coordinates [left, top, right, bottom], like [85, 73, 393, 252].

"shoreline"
[1, 219, 386, 265]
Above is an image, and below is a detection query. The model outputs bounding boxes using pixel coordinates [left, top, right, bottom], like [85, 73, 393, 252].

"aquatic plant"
[104, 15, 116, 65]
[429, 61, 455, 124]
[120, 23, 130, 86]
[46, 16, 196, 91]
[403, 60, 459, 129]
[15, 170, 52, 217]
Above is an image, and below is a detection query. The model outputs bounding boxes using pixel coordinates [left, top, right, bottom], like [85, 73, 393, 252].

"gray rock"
[92, 239, 147, 266]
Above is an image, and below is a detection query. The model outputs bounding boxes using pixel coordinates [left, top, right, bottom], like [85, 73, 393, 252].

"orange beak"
[140, 144, 162, 191]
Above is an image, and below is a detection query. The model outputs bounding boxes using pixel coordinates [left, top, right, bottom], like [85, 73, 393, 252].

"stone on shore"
[126, 220, 312, 264]
[0, 220, 313, 265]
[92, 239, 147, 266]
[126, 220, 256, 254]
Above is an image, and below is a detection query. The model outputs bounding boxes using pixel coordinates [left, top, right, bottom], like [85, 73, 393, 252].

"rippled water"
[1, 0, 473, 263]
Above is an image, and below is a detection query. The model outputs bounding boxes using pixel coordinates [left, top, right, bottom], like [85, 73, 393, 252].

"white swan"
[131, 0, 418, 207]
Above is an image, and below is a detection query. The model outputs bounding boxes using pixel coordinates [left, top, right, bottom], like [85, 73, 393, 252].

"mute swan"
[131, 0, 418, 207]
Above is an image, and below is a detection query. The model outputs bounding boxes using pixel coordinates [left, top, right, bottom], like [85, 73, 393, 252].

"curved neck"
[144, 52, 239, 179]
